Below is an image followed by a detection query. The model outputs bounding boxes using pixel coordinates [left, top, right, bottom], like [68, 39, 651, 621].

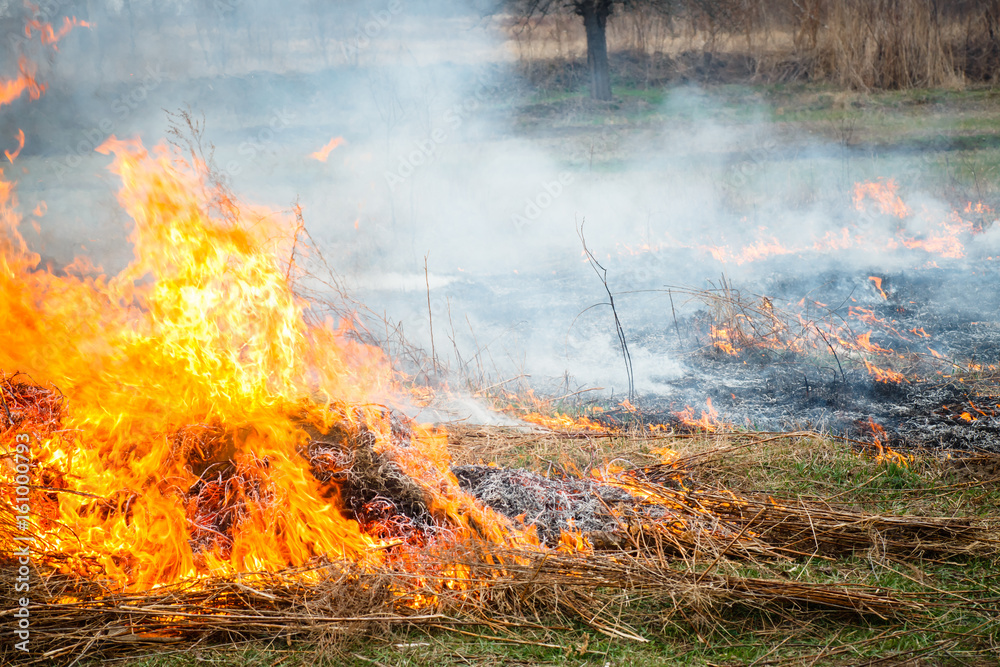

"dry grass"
[505, 0, 1000, 90]
[0, 536, 939, 664]
[4, 402, 999, 664]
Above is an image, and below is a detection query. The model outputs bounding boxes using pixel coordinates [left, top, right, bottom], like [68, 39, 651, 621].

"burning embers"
[624, 265, 1000, 453]
[573, 181, 1000, 453]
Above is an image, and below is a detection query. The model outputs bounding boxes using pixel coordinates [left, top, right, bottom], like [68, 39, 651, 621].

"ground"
[105, 422, 999, 666]
[34, 76, 1000, 666]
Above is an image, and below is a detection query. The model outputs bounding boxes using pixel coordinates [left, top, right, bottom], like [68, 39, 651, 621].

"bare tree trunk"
[579, 0, 612, 100]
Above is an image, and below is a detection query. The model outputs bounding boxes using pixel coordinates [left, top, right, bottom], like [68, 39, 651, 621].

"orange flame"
[0, 57, 45, 107]
[710, 326, 739, 356]
[24, 16, 90, 49]
[309, 137, 345, 162]
[5, 129, 25, 164]
[862, 359, 908, 384]
[0, 136, 545, 591]
[853, 178, 911, 218]
[854, 331, 892, 354]
[864, 418, 912, 466]
[617, 178, 984, 267]
[674, 398, 720, 432]
[521, 412, 608, 432]
[1, 16, 88, 108]
[868, 276, 887, 300]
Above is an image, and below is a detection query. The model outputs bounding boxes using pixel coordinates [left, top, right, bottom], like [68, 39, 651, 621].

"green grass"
[514, 78, 1000, 207]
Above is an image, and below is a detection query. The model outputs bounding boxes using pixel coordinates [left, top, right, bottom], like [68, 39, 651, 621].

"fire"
[696, 287, 924, 385]
[309, 136, 345, 162]
[616, 178, 987, 267]
[1, 15, 88, 108]
[616, 241, 661, 256]
[863, 418, 912, 466]
[854, 331, 892, 354]
[862, 359, 908, 384]
[869, 276, 887, 300]
[520, 411, 608, 432]
[5, 129, 25, 164]
[0, 136, 542, 591]
[941, 400, 995, 424]
[24, 16, 90, 49]
[710, 325, 739, 356]
[674, 398, 720, 432]
[703, 236, 792, 265]
[497, 388, 611, 432]
[853, 178, 911, 218]
[0, 57, 45, 107]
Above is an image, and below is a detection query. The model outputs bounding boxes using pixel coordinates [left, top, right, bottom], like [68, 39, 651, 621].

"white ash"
[452, 465, 635, 544]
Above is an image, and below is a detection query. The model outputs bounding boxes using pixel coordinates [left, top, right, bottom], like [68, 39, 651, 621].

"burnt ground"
[616, 261, 1000, 453]
[404, 249, 1000, 455]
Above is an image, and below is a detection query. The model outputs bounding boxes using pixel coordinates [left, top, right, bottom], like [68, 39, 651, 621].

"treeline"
[507, 0, 1000, 89]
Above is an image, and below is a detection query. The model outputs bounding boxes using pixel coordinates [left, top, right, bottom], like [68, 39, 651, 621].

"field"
[89, 78, 1000, 662]
[5, 6, 1000, 666]
[109, 423, 1000, 666]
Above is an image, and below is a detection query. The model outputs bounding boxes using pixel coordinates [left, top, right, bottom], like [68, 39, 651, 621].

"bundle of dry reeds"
[1, 544, 925, 664]
[621, 469, 997, 560]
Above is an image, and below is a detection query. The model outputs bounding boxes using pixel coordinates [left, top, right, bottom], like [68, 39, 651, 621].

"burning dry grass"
[3, 291, 995, 663]
[449, 425, 999, 560]
[4, 420, 996, 663]
[0, 408, 1000, 663]
[2, 75, 998, 666]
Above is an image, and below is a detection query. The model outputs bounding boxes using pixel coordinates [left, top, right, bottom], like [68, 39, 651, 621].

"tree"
[505, 1, 672, 101]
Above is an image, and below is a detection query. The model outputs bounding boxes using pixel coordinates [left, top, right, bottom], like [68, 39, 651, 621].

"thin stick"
[668, 288, 682, 344]
[814, 328, 847, 384]
[0, 393, 11, 426]
[424, 253, 438, 378]
[578, 221, 634, 402]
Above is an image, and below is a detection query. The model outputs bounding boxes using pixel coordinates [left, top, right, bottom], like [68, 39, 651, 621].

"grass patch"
[513, 79, 1000, 209]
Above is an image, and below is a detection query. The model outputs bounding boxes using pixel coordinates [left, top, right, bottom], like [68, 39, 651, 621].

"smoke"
[4, 0, 999, 406]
